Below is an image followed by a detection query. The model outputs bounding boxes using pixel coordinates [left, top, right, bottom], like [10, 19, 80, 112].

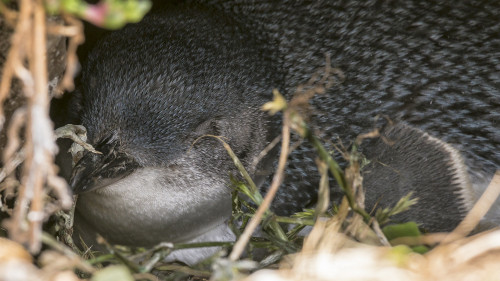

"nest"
[1, 2, 499, 281]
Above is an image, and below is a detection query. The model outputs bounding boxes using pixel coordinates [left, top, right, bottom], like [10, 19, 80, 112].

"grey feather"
[68, 0, 500, 264]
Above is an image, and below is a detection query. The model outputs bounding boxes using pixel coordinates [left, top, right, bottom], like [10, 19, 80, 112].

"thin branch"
[48, 15, 84, 93]
[0, 0, 33, 128]
[229, 110, 291, 261]
[442, 171, 500, 244]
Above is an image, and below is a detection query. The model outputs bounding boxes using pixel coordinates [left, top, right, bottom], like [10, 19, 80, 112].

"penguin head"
[69, 8, 281, 252]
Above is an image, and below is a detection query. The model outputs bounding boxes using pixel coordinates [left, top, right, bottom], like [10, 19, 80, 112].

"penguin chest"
[74, 167, 232, 247]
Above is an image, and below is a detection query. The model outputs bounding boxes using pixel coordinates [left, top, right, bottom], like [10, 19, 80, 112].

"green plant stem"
[210, 136, 288, 245]
[154, 264, 211, 277]
[274, 216, 315, 226]
[41, 232, 95, 273]
[306, 129, 371, 221]
[172, 241, 234, 249]
[88, 253, 116, 265]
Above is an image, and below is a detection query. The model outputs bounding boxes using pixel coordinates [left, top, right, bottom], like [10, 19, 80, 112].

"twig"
[48, 15, 84, 93]
[250, 134, 281, 171]
[154, 264, 212, 278]
[132, 273, 161, 281]
[442, 171, 500, 244]
[0, 109, 26, 186]
[193, 135, 259, 195]
[315, 158, 330, 217]
[2, 0, 35, 247]
[272, 216, 315, 226]
[3, 108, 26, 163]
[55, 124, 101, 154]
[1, 0, 71, 253]
[229, 110, 291, 261]
[25, 0, 50, 253]
[307, 132, 371, 221]
[0, 2, 18, 24]
[41, 232, 95, 273]
[0, 150, 23, 184]
[371, 220, 391, 247]
[0, 3, 31, 128]
[196, 135, 288, 242]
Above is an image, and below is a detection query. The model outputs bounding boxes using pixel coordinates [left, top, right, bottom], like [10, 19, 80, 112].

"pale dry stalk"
[1, 0, 74, 252]
[47, 15, 84, 94]
[229, 110, 291, 261]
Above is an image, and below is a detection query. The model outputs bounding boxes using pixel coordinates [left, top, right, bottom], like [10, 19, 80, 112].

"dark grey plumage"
[361, 123, 475, 232]
[210, 0, 500, 220]
[71, 6, 279, 263]
[68, 0, 500, 263]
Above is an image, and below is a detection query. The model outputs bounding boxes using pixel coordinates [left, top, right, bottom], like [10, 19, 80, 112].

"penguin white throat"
[74, 165, 232, 246]
[69, 116, 267, 264]
[71, 141, 240, 265]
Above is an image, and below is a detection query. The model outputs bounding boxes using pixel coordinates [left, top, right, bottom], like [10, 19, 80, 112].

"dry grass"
[246, 172, 500, 281]
[1, 2, 500, 281]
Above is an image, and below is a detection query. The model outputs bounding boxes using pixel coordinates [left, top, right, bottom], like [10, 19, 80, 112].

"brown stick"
[442, 171, 500, 244]
[229, 111, 291, 261]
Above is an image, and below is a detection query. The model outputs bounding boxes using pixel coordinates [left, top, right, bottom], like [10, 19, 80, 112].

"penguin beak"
[70, 142, 140, 194]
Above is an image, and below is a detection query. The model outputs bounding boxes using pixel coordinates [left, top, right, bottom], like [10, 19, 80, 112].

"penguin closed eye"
[67, 0, 500, 265]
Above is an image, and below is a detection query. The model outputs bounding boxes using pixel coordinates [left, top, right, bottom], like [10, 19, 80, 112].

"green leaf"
[383, 222, 429, 254]
[375, 192, 418, 225]
[382, 221, 421, 241]
[411, 245, 429, 254]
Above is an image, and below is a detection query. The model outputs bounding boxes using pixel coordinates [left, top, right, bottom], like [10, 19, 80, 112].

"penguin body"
[71, 7, 280, 261]
[69, 0, 500, 263]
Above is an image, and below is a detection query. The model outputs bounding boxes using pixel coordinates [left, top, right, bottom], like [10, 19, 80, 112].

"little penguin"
[67, 0, 500, 264]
